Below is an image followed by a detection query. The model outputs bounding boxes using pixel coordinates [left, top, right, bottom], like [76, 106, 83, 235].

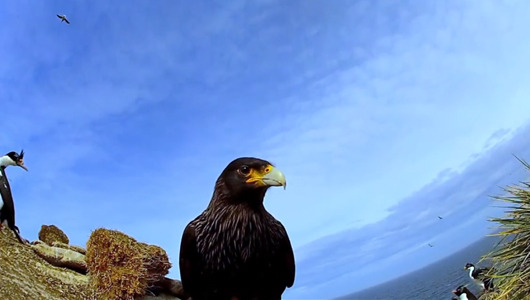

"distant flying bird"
[438, 216, 443, 220]
[464, 263, 495, 291]
[179, 157, 294, 300]
[0, 150, 28, 243]
[428, 243, 434, 247]
[57, 14, 70, 24]
[452, 285, 478, 300]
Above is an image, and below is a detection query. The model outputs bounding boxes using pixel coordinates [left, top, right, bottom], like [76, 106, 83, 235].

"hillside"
[0, 225, 184, 300]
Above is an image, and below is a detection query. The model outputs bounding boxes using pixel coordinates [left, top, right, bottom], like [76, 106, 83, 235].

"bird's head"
[464, 263, 474, 270]
[452, 285, 467, 295]
[217, 157, 286, 201]
[4, 150, 28, 171]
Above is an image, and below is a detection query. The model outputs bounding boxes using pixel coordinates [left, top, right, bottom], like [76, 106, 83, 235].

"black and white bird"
[0, 150, 28, 243]
[57, 14, 70, 24]
[465, 263, 494, 291]
[452, 285, 478, 300]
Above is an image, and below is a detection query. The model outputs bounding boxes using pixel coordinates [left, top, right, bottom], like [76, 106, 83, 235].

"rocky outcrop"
[0, 225, 185, 300]
[86, 228, 182, 300]
[31, 240, 88, 274]
[39, 224, 69, 245]
[0, 226, 89, 300]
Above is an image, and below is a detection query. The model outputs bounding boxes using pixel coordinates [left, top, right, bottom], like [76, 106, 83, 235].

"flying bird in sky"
[438, 216, 443, 220]
[179, 157, 295, 300]
[57, 14, 70, 24]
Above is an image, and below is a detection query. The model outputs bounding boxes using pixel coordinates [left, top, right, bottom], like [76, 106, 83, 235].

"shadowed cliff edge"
[0, 225, 185, 300]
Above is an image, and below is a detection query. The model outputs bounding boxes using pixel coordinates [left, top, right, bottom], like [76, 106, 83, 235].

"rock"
[146, 276, 187, 299]
[39, 225, 69, 245]
[0, 225, 89, 300]
[86, 228, 172, 300]
[31, 242, 88, 274]
[51, 241, 87, 255]
[1, 225, 183, 300]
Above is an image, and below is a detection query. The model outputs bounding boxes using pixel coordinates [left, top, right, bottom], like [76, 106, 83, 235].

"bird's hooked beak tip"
[247, 165, 287, 189]
[261, 166, 286, 189]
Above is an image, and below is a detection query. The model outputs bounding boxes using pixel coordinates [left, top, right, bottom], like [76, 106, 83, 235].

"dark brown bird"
[179, 157, 295, 300]
[57, 14, 70, 24]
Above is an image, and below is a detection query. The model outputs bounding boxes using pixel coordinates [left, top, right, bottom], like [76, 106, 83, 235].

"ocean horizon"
[337, 235, 501, 300]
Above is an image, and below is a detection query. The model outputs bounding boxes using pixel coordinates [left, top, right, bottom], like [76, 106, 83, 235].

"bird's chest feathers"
[196, 207, 280, 270]
[468, 268, 475, 279]
[0, 157, 14, 168]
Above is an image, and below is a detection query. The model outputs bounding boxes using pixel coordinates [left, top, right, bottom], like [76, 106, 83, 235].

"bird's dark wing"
[65, 19, 70, 24]
[0, 168, 25, 243]
[466, 289, 478, 300]
[57, 14, 61, 18]
[0, 168, 15, 228]
[473, 267, 489, 279]
[277, 224, 295, 288]
[0, 167, 12, 194]
[179, 223, 200, 297]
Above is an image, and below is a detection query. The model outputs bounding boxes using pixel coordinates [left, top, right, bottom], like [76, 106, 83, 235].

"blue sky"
[2, 0, 530, 299]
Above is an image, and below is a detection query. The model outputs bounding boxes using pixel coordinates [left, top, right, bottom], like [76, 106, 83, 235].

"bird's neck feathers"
[208, 179, 267, 211]
[468, 266, 475, 278]
[0, 155, 15, 168]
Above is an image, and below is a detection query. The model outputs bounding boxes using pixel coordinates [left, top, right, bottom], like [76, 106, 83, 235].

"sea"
[337, 235, 502, 300]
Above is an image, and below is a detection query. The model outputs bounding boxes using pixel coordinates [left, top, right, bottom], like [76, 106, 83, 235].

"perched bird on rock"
[179, 157, 295, 300]
[0, 150, 28, 243]
[57, 14, 70, 24]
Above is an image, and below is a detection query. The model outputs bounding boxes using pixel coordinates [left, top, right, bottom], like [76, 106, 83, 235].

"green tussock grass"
[481, 158, 530, 300]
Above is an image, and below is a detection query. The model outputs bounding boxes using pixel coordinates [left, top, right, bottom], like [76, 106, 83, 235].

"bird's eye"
[238, 165, 251, 175]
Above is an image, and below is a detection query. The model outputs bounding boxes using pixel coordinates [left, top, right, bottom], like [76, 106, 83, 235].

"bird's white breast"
[459, 294, 468, 300]
[0, 197, 3, 211]
[468, 267, 475, 279]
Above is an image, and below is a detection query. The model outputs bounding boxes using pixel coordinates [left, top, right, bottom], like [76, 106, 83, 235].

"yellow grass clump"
[86, 228, 171, 300]
[39, 224, 70, 245]
[481, 158, 530, 300]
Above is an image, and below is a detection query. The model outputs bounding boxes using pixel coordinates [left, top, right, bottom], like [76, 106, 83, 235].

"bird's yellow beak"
[246, 165, 286, 189]
[17, 159, 28, 171]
